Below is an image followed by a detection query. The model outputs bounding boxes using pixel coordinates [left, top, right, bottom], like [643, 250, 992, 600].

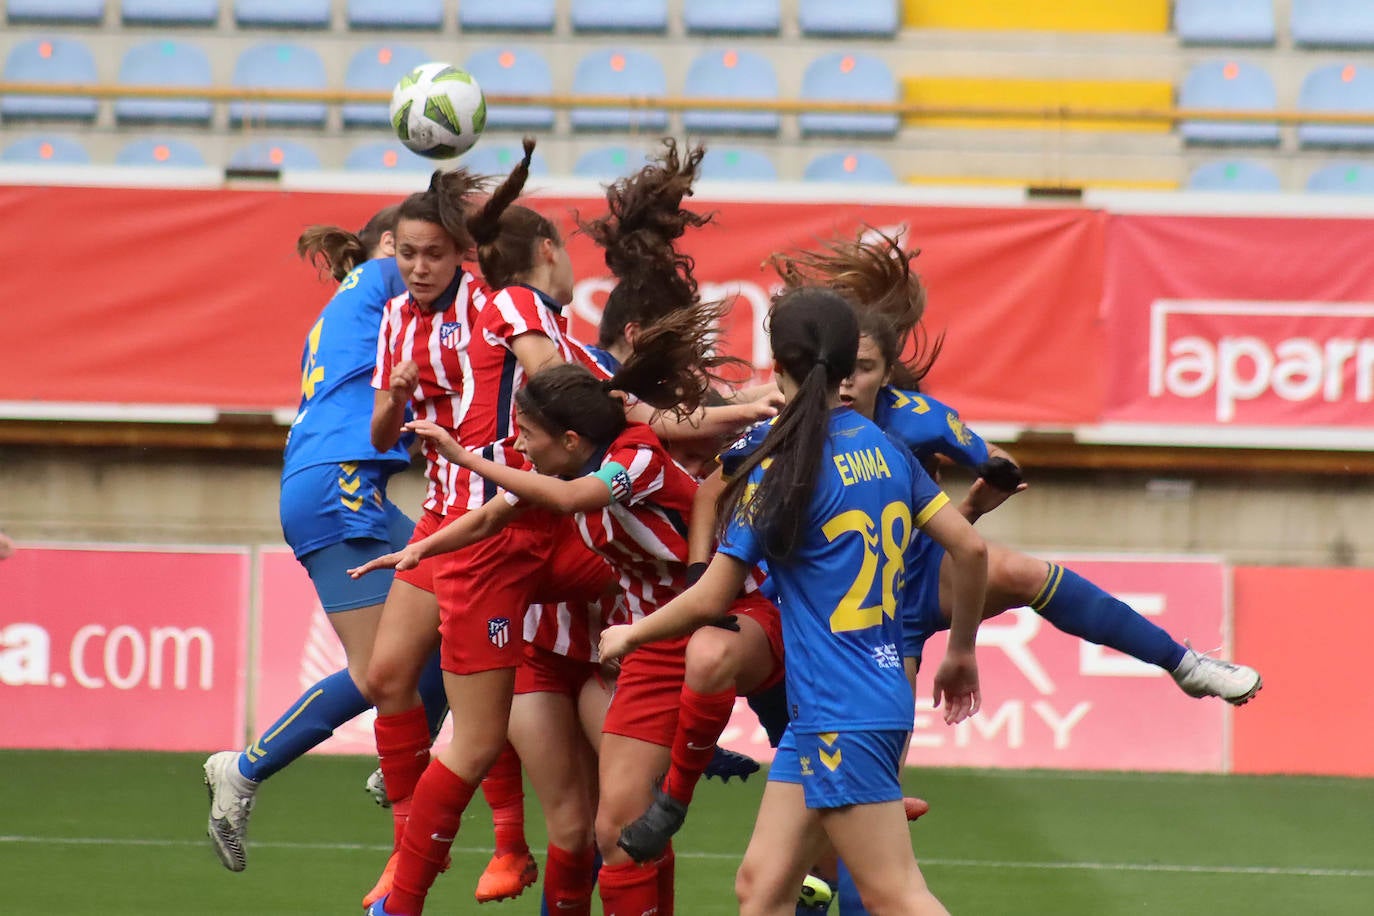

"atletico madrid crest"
[488, 616, 510, 648]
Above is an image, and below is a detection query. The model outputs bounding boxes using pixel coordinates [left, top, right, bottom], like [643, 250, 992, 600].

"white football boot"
[204, 751, 258, 872]
[1171, 644, 1262, 705]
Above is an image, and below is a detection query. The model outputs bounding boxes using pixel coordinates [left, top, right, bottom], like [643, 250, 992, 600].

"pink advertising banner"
[719, 555, 1230, 773]
[0, 545, 249, 751]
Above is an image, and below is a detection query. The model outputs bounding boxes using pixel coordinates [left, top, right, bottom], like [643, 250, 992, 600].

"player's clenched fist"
[388, 359, 420, 402]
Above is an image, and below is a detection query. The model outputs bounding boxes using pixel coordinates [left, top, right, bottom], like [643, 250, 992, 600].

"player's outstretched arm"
[347, 495, 520, 578]
[600, 553, 751, 660]
[640, 399, 780, 443]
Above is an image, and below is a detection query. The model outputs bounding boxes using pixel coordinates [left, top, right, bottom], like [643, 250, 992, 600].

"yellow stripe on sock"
[261, 688, 326, 746]
[1029, 564, 1064, 611]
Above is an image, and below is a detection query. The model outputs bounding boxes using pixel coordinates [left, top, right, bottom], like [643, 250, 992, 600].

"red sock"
[662, 687, 736, 805]
[544, 843, 596, 916]
[655, 843, 675, 916]
[481, 742, 527, 856]
[375, 705, 432, 850]
[388, 759, 476, 915]
[598, 859, 659, 916]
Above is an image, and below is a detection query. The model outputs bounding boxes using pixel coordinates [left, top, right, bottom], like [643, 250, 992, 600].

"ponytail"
[396, 167, 489, 253]
[461, 137, 561, 289]
[296, 204, 399, 282]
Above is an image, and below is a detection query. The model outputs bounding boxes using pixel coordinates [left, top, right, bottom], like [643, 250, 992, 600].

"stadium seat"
[798, 0, 897, 37]
[229, 139, 321, 170]
[341, 44, 431, 128]
[905, 1, 1169, 33]
[235, 0, 329, 28]
[1187, 159, 1280, 191]
[347, 0, 443, 30]
[461, 142, 550, 176]
[229, 43, 328, 128]
[572, 0, 667, 32]
[113, 40, 213, 125]
[115, 137, 207, 167]
[120, 0, 219, 25]
[804, 151, 897, 183]
[0, 134, 89, 164]
[683, 49, 780, 135]
[344, 140, 434, 171]
[1178, 60, 1279, 145]
[1307, 161, 1374, 193]
[572, 145, 652, 179]
[570, 50, 668, 132]
[699, 148, 776, 180]
[1175, 0, 1276, 45]
[683, 0, 780, 35]
[1298, 64, 1374, 148]
[799, 52, 899, 137]
[459, 0, 555, 31]
[7, 0, 105, 24]
[0, 38, 99, 121]
[1292, 1, 1374, 48]
[464, 47, 554, 130]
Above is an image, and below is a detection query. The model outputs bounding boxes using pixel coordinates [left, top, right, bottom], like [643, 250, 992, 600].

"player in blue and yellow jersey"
[203, 207, 449, 874]
[600, 288, 988, 916]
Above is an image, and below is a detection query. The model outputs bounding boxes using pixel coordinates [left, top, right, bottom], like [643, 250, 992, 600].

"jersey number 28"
[822, 500, 912, 634]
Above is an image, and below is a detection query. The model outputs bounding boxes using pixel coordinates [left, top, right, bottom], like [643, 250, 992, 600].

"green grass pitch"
[3, 750, 1373, 914]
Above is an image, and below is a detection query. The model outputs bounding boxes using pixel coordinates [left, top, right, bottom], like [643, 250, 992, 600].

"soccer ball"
[389, 62, 487, 160]
[798, 874, 834, 911]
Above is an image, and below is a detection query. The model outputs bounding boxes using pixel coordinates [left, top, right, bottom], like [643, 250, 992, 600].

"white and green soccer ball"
[798, 874, 834, 911]
[389, 62, 487, 160]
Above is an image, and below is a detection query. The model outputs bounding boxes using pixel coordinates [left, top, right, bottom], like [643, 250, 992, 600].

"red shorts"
[531, 515, 617, 605]
[732, 591, 786, 694]
[514, 642, 601, 697]
[601, 634, 690, 748]
[393, 509, 445, 594]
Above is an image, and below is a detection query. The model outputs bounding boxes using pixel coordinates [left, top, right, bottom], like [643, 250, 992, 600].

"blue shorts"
[281, 461, 402, 559]
[299, 510, 415, 612]
[769, 725, 906, 809]
[901, 536, 948, 663]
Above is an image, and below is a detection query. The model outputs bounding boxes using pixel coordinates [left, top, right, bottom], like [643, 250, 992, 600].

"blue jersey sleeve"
[717, 419, 772, 481]
[910, 461, 950, 527]
[717, 469, 765, 568]
[876, 387, 989, 470]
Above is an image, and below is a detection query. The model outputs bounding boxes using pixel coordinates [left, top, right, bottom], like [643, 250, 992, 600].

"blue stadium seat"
[121, 0, 219, 25]
[7, 0, 104, 24]
[1298, 64, 1374, 148]
[683, 0, 779, 35]
[572, 0, 667, 32]
[1178, 60, 1279, 145]
[1187, 159, 1280, 191]
[114, 40, 213, 125]
[570, 50, 668, 132]
[683, 49, 780, 135]
[799, 0, 897, 37]
[341, 44, 431, 128]
[348, 0, 442, 30]
[699, 148, 776, 181]
[1307, 161, 1374, 193]
[464, 47, 554, 130]
[799, 52, 899, 137]
[572, 145, 651, 179]
[804, 151, 897, 183]
[461, 142, 551, 176]
[229, 139, 320, 170]
[235, 0, 329, 27]
[229, 43, 328, 127]
[1292, 1, 1374, 48]
[116, 137, 206, 167]
[0, 134, 89, 164]
[1, 38, 99, 121]
[345, 140, 434, 171]
[459, 0, 555, 31]
[1175, 0, 1276, 45]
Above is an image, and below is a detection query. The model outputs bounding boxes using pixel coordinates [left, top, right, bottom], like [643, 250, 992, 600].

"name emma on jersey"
[833, 446, 892, 486]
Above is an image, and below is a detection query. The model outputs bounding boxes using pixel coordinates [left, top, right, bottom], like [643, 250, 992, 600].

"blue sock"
[540, 850, 602, 916]
[417, 651, 448, 741]
[836, 860, 866, 915]
[237, 668, 369, 782]
[1033, 564, 1186, 671]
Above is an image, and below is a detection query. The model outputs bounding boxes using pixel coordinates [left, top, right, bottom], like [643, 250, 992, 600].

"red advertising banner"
[1102, 214, 1374, 431]
[0, 545, 249, 751]
[1232, 566, 1374, 777]
[720, 555, 1230, 773]
[0, 184, 1104, 426]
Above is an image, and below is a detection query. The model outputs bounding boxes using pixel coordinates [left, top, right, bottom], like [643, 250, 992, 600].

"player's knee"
[685, 628, 738, 692]
[994, 550, 1051, 606]
[594, 809, 625, 861]
[542, 793, 595, 851]
[734, 862, 760, 913]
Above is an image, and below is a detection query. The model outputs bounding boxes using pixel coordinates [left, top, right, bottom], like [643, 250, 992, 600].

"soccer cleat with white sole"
[365, 767, 391, 808]
[203, 750, 258, 872]
[1171, 644, 1262, 705]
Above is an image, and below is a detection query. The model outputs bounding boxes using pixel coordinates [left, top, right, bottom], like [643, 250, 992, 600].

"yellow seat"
[904, 0, 1169, 33]
[901, 76, 1173, 132]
